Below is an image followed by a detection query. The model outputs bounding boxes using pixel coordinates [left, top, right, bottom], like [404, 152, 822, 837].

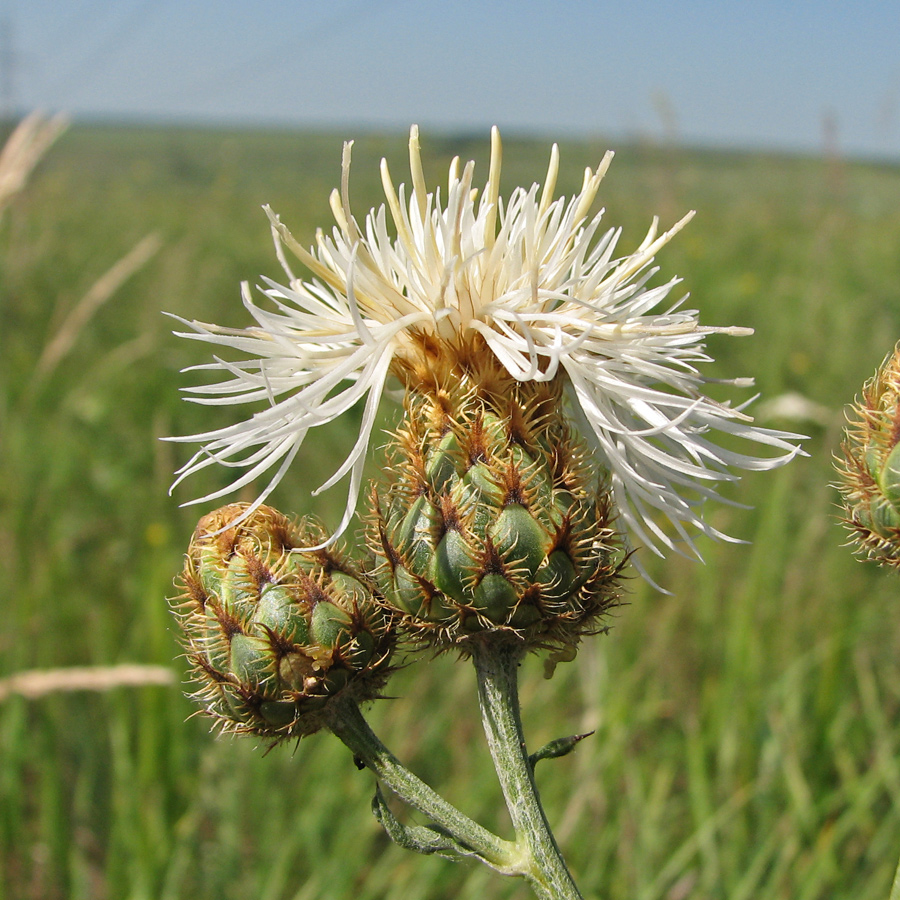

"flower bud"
[176, 503, 395, 740]
[838, 343, 900, 567]
[368, 357, 623, 657]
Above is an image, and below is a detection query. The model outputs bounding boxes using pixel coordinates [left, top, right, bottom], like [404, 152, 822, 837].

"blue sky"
[8, 0, 900, 160]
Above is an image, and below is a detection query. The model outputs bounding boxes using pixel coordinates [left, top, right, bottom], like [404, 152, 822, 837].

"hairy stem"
[472, 640, 584, 900]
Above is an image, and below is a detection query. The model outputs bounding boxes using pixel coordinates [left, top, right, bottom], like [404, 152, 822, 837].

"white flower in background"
[169, 126, 803, 560]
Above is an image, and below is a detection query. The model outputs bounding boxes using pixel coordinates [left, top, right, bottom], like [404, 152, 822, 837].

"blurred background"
[1, 2, 900, 899]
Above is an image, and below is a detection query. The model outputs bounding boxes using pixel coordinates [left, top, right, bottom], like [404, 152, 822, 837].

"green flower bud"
[368, 357, 624, 658]
[838, 343, 900, 568]
[176, 503, 395, 740]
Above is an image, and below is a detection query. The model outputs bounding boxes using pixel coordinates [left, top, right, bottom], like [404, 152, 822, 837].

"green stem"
[327, 694, 521, 874]
[471, 640, 584, 900]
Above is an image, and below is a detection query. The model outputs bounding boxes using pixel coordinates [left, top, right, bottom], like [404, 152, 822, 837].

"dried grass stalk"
[0, 664, 176, 702]
[36, 232, 163, 379]
[0, 111, 68, 218]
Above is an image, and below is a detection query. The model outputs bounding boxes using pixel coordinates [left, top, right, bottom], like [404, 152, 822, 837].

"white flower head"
[169, 126, 804, 563]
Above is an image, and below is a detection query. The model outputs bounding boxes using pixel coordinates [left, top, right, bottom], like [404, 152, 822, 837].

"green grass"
[2, 122, 900, 900]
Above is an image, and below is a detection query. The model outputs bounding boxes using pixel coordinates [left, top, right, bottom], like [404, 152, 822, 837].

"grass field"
[2, 122, 900, 900]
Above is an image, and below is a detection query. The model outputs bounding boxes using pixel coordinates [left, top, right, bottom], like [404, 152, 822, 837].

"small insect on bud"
[175, 503, 395, 740]
[838, 343, 900, 568]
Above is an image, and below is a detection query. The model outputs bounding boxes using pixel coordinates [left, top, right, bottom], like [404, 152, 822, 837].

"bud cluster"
[175, 369, 625, 740]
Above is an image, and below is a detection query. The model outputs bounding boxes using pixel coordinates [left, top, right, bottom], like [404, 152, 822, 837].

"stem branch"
[327, 694, 520, 874]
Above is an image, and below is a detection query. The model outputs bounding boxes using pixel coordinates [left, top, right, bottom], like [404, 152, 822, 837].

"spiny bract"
[838, 343, 900, 568]
[369, 342, 623, 655]
[177, 503, 395, 740]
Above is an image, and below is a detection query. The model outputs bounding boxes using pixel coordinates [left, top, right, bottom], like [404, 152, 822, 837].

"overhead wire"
[30, 0, 405, 120]
[45, 0, 170, 106]
[152, 0, 402, 107]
